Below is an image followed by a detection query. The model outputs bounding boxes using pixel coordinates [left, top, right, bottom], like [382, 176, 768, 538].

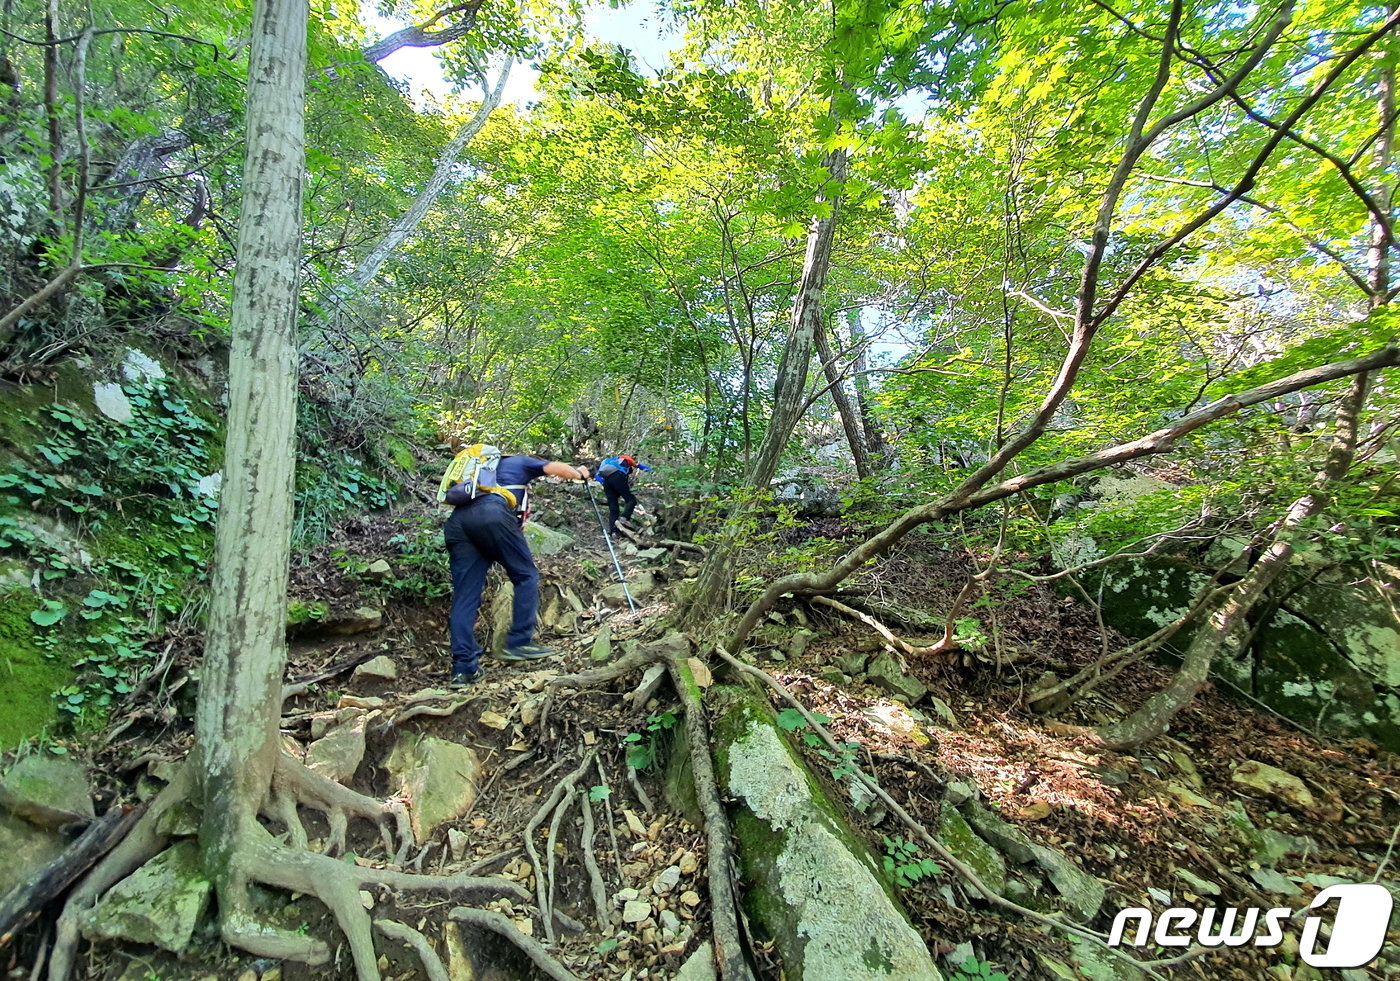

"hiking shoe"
[449, 667, 485, 688]
[499, 644, 558, 661]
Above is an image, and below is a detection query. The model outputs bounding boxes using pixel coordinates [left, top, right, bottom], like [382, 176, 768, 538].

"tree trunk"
[845, 308, 887, 461]
[1096, 370, 1369, 749]
[191, 0, 306, 949]
[678, 147, 848, 625]
[814, 315, 872, 478]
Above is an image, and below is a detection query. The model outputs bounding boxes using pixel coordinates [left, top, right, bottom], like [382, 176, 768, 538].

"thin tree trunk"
[845, 308, 887, 460]
[1096, 370, 1369, 749]
[332, 62, 510, 304]
[192, 0, 305, 949]
[815, 316, 872, 477]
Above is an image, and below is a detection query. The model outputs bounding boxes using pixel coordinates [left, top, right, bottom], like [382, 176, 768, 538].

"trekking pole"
[585, 479, 638, 615]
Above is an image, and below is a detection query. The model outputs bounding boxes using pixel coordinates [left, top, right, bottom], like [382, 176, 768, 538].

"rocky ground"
[2, 477, 1398, 981]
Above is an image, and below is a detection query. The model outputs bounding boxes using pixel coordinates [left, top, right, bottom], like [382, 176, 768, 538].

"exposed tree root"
[375, 920, 449, 981]
[448, 906, 580, 980]
[809, 594, 955, 660]
[656, 538, 707, 555]
[522, 748, 598, 942]
[272, 753, 411, 861]
[538, 644, 666, 732]
[668, 652, 754, 981]
[579, 789, 610, 926]
[393, 697, 471, 724]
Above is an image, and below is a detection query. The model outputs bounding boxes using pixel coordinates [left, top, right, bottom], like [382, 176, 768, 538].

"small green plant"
[623, 712, 676, 770]
[948, 956, 1008, 981]
[776, 708, 863, 784]
[587, 784, 611, 801]
[882, 835, 941, 888]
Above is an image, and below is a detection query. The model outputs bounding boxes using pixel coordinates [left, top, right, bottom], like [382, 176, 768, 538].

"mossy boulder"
[711, 686, 941, 980]
[385, 734, 483, 845]
[0, 595, 70, 746]
[0, 752, 94, 828]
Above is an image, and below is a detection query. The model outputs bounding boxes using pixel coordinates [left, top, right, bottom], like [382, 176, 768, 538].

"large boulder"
[82, 840, 211, 952]
[600, 570, 658, 608]
[385, 734, 484, 845]
[1088, 554, 1400, 750]
[0, 753, 95, 828]
[304, 712, 369, 784]
[712, 687, 941, 980]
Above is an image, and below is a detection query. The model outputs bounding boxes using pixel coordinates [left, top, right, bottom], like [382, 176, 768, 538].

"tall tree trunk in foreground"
[679, 147, 848, 625]
[1096, 371, 1369, 749]
[192, 0, 305, 946]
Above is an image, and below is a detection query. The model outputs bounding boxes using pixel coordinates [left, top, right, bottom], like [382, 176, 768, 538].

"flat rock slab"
[865, 653, 927, 704]
[352, 655, 398, 681]
[386, 734, 484, 844]
[305, 712, 368, 783]
[82, 840, 211, 952]
[0, 753, 95, 829]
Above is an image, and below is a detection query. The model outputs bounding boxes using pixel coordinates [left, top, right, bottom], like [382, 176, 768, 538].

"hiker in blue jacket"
[442, 454, 589, 687]
[595, 454, 652, 534]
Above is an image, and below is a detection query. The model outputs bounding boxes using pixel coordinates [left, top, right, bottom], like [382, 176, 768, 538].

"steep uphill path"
[5, 471, 1398, 981]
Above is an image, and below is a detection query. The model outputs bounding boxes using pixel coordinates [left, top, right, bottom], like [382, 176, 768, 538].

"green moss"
[0, 593, 69, 747]
[288, 600, 328, 626]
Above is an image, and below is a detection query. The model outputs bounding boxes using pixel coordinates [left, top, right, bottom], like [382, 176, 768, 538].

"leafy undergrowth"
[20, 480, 1400, 981]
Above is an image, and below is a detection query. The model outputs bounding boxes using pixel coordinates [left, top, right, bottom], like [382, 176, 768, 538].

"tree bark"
[814, 315, 872, 478]
[1097, 370, 1370, 748]
[845, 308, 887, 461]
[191, 0, 305, 951]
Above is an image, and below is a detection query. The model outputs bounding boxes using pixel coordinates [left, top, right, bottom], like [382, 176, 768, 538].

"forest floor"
[21, 477, 1400, 981]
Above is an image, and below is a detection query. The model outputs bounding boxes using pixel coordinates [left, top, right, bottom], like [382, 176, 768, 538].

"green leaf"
[30, 604, 67, 626]
[776, 707, 807, 730]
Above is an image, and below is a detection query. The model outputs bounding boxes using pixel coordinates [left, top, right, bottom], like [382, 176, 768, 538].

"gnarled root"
[272, 753, 412, 860]
[448, 907, 580, 981]
[375, 920, 449, 981]
[522, 748, 599, 942]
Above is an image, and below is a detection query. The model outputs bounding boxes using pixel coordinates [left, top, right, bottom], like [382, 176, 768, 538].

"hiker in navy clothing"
[595, 454, 652, 534]
[442, 454, 589, 687]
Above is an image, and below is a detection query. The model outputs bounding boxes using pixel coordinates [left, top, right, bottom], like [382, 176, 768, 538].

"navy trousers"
[444, 496, 539, 673]
[601, 470, 636, 531]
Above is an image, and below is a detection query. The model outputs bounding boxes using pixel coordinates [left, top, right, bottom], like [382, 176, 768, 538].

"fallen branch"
[0, 804, 144, 946]
[668, 652, 754, 981]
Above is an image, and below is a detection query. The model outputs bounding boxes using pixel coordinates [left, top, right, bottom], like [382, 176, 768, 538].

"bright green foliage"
[881, 834, 941, 888]
[623, 711, 677, 771]
[948, 957, 1009, 981]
